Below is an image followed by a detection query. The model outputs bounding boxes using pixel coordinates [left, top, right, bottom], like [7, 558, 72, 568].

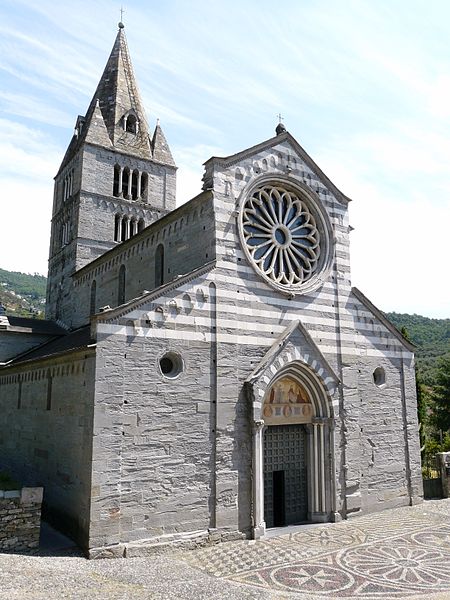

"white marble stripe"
[124, 302, 402, 347]
[126, 312, 399, 347]
[215, 260, 352, 289]
[213, 274, 351, 300]
[217, 243, 352, 268]
[214, 222, 351, 252]
[213, 198, 349, 217]
[96, 324, 411, 358]
[214, 286, 344, 315]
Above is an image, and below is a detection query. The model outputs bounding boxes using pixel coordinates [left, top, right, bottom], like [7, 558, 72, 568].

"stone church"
[0, 25, 423, 557]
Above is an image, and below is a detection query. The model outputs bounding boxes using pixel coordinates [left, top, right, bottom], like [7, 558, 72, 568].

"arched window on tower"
[155, 244, 164, 287]
[122, 167, 130, 198]
[138, 218, 145, 233]
[118, 265, 126, 305]
[114, 214, 121, 241]
[131, 170, 138, 200]
[141, 172, 148, 201]
[130, 218, 137, 237]
[121, 216, 128, 241]
[113, 165, 120, 197]
[125, 114, 137, 134]
[90, 280, 97, 315]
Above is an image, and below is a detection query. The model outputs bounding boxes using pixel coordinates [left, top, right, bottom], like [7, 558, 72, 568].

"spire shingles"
[57, 26, 176, 174]
[88, 27, 151, 157]
[152, 122, 176, 166]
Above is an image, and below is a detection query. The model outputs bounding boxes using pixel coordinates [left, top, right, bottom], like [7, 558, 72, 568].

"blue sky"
[0, 0, 449, 317]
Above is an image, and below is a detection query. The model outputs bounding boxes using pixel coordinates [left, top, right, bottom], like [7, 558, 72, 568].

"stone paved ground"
[0, 499, 449, 599]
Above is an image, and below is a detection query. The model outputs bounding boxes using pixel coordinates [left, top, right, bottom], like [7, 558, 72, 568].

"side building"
[0, 25, 423, 557]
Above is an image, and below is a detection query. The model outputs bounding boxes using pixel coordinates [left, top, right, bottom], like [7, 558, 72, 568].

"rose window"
[239, 185, 322, 291]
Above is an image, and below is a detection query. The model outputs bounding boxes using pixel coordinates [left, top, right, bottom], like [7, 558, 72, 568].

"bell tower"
[46, 24, 176, 325]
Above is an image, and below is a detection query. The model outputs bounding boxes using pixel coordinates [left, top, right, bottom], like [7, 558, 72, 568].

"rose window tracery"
[239, 184, 323, 292]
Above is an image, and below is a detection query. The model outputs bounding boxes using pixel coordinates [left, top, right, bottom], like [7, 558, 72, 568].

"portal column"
[252, 420, 266, 539]
[311, 417, 330, 522]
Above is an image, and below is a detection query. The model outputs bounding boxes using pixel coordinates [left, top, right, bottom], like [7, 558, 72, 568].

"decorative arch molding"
[260, 362, 333, 420]
[246, 320, 339, 421]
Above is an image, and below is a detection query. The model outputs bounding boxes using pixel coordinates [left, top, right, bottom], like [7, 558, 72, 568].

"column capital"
[253, 419, 265, 433]
[312, 417, 332, 425]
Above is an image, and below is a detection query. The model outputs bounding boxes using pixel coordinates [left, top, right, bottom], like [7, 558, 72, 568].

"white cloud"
[319, 152, 450, 318]
[174, 143, 227, 205]
[0, 92, 72, 128]
[427, 75, 450, 118]
[0, 0, 449, 318]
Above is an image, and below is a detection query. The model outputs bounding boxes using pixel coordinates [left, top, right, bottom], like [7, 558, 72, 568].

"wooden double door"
[263, 424, 308, 528]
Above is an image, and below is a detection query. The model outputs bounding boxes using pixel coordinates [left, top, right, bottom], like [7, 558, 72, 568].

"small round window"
[373, 367, 386, 387]
[159, 352, 183, 379]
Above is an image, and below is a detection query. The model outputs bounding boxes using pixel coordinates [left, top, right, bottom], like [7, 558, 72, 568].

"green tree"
[429, 354, 450, 433]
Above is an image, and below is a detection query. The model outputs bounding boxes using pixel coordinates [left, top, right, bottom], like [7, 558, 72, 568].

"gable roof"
[351, 287, 415, 352]
[4, 317, 66, 336]
[3, 326, 94, 368]
[204, 130, 351, 205]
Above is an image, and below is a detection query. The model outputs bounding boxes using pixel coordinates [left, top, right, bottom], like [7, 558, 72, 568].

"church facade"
[0, 25, 423, 557]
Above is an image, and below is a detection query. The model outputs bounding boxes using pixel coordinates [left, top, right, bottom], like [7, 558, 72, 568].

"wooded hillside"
[0, 268, 46, 318]
[386, 312, 450, 386]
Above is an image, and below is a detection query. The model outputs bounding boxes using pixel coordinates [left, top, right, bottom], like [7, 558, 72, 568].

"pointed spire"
[84, 26, 151, 157]
[152, 121, 176, 166]
[57, 27, 176, 174]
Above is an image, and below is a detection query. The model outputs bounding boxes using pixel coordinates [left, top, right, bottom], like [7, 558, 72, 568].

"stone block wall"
[0, 487, 43, 553]
[71, 191, 216, 328]
[81, 145, 176, 212]
[0, 353, 96, 548]
[89, 322, 216, 551]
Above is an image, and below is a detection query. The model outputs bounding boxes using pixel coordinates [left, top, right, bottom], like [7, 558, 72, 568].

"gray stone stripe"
[112, 273, 404, 350]
[213, 223, 352, 258]
[213, 274, 339, 310]
[213, 195, 349, 217]
[216, 242, 352, 268]
[215, 260, 352, 293]
[112, 308, 404, 353]
[97, 322, 408, 358]
[138, 294, 398, 343]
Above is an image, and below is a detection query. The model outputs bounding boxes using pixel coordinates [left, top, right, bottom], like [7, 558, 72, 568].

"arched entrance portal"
[250, 364, 336, 538]
[263, 377, 312, 528]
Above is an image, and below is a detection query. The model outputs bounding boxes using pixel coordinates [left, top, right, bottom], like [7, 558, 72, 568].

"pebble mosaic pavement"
[0, 500, 449, 599]
[179, 499, 450, 599]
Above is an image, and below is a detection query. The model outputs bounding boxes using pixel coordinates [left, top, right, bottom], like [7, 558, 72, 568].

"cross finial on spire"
[118, 6, 125, 28]
[275, 113, 286, 135]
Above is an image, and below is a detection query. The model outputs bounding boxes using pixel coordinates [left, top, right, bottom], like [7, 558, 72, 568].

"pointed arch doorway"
[250, 365, 337, 538]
